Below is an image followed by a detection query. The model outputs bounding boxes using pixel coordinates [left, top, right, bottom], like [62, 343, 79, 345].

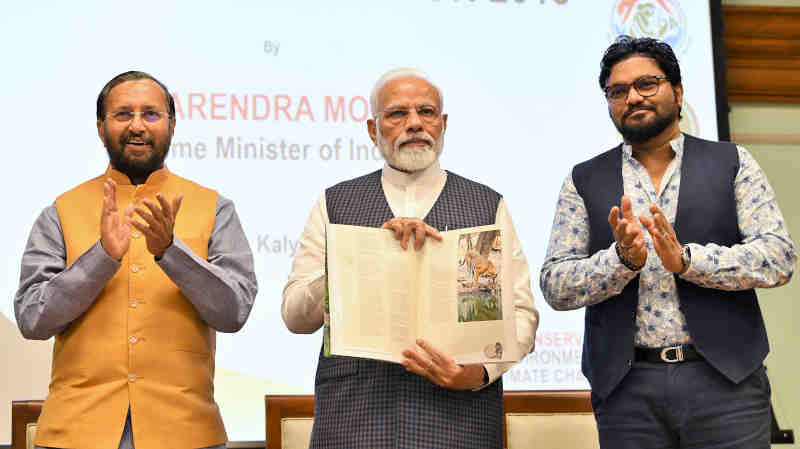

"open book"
[323, 223, 518, 365]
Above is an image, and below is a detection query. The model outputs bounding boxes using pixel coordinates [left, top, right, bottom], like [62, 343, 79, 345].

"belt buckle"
[660, 345, 684, 363]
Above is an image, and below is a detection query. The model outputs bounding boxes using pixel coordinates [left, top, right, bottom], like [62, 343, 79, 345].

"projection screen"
[1, 0, 724, 443]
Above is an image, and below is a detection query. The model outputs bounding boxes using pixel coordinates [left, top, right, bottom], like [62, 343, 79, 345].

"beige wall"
[0, 315, 52, 445]
[729, 102, 800, 448]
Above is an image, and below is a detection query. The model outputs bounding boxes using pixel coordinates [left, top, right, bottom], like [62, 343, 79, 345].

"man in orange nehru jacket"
[14, 71, 258, 449]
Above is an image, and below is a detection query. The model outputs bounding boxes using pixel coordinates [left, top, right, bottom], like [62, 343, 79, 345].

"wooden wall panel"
[723, 5, 800, 102]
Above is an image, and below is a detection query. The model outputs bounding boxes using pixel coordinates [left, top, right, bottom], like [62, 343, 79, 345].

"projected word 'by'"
[263, 40, 280, 56]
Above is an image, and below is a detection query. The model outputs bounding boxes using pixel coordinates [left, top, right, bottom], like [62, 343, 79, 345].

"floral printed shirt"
[540, 134, 796, 348]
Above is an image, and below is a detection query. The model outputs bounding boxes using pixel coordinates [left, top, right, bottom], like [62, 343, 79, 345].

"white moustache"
[397, 135, 434, 148]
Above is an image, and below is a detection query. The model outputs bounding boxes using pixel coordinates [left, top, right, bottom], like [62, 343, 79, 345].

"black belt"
[634, 344, 702, 363]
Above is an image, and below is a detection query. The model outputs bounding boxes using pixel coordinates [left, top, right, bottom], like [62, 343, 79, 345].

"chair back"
[11, 400, 43, 449]
[265, 395, 315, 449]
[265, 391, 598, 449]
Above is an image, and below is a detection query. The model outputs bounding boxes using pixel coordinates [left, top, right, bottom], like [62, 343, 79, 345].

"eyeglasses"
[378, 105, 441, 125]
[106, 110, 171, 123]
[604, 75, 668, 104]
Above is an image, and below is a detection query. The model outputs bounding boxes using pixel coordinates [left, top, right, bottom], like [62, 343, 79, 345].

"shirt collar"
[622, 133, 685, 160]
[104, 164, 170, 188]
[381, 160, 444, 189]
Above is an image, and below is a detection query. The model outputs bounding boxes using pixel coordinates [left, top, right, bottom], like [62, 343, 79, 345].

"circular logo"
[484, 342, 503, 360]
[678, 97, 698, 136]
[611, 0, 688, 53]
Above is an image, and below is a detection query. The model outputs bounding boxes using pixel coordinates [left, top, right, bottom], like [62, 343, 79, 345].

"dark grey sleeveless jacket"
[310, 169, 504, 449]
[572, 134, 767, 400]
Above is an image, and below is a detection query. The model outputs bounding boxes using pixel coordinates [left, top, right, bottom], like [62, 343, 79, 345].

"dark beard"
[613, 105, 678, 145]
[104, 133, 170, 182]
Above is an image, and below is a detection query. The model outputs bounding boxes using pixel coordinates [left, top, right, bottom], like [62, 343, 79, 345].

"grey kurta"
[17, 194, 257, 449]
[15, 194, 257, 338]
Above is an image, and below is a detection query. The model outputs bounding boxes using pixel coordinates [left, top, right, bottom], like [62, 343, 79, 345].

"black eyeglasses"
[604, 75, 667, 104]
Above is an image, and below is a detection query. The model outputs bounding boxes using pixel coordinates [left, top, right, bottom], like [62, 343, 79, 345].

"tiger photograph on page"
[457, 230, 503, 323]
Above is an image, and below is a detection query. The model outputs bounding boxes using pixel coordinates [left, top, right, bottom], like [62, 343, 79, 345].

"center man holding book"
[282, 68, 539, 449]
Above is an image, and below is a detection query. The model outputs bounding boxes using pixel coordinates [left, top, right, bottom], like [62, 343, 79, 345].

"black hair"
[96, 71, 175, 120]
[599, 35, 682, 90]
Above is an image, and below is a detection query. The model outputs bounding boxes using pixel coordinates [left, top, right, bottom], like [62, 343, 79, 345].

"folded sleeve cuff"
[91, 240, 123, 280]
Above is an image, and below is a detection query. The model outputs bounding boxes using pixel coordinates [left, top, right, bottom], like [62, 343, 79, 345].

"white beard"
[377, 129, 444, 173]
